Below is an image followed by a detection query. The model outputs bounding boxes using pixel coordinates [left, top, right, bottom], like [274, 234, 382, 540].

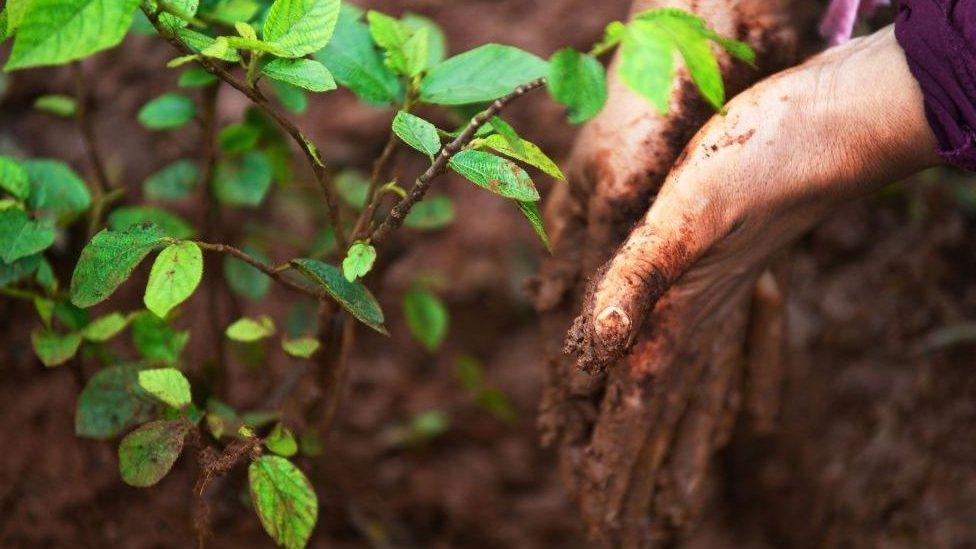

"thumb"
[566, 187, 719, 371]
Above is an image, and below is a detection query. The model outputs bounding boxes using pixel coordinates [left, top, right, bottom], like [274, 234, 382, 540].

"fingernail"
[594, 306, 631, 349]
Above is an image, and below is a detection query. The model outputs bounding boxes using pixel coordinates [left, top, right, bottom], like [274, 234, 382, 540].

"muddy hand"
[566, 26, 940, 372]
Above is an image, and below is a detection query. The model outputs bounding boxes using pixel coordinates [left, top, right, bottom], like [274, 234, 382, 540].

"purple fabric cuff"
[895, 0, 976, 171]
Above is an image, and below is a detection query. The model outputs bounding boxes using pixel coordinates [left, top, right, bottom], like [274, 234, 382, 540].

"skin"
[568, 25, 942, 369]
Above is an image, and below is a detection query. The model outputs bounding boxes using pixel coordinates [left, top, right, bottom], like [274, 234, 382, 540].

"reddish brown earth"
[2, 1, 976, 548]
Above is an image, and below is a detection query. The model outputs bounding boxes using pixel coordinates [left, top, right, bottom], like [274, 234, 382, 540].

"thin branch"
[352, 129, 399, 240]
[142, 8, 348, 249]
[195, 241, 320, 298]
[72, 62, 112, 237]
[369, 78, 546, 244]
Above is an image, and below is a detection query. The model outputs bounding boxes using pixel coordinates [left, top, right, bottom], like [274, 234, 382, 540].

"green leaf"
[482, 134, 565, 181]
[213, 150, 273, 207]
[0, 156, 29, 199]
[281, 336, 320, 358]
[70, 224, 168, 308]
[75, 363, 159, 439]
[138, 368, 192, 408]
[5, 0, 30, 32]
[261, 58, 336, 93]
[226, 315, 275, 342]
[366, 10, 426, 77]
[34, 94, 77, 117]
[617, 22, 673, 114]
[635, 8, 755, 65]
[4, 0, 140, 70]
[206, 0, 260, 25]
[420, 44, 548, 105]
[290, 258, 387, 334]
[0, 254, 40, 288]
[403, 195, 454, 231]
[118, 420, 189, 487]
[146, 0, 199, 31]
[548, 48, 607, 124]
[218, 123, 261, 154]
[223, 243, 271, 301]
[108, 206, 195, 239]
[402, 287, 448, 352]
[31, 329, 82, 367]
[265, 422, 298, 457]
[177, 27, 241, 62]
[34, 256, 58, 292]
[138, 93, 196, 130]
[249, 456, 318, 549]
[341, 241, 375, 282]
[24, 159, 92, 220]
[515, 199, 551, 253]
[448, 150, 539, 201]
[401, 12, 444, 69]
[131, 311, 189, 364]
[143, 160, 200, 201]
[0, 208, 55, 262]
[643, 16, 723, 110]
[81, 312, 130, 342]
[487, 116, 524, 155]
[144, 241, 203, 318]
[455, 355, 484, 393]
[271, 81, 308, 113]
[392, 111, 440, 157]
[178, 67, 218, 87]
[335, 170, 368, 210]
[315, 5, 402, 105]
[55, 300, 89, 329]
[263, 0, 341, 58]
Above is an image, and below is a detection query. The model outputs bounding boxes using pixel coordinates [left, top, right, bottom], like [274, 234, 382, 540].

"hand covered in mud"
[566, 26, 940, 371]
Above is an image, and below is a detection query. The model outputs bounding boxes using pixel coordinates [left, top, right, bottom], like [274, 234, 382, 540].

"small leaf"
[249, 456, 318, 549]
[0, 156, 29, 199]
[70, 224, 168, 308]
[392, 111, 440, 157]
[548, 48, 607, 124]
[282, 336, 320, 358]
[515, 199, 552, 253]
[335, 170, 369, 210]
[0, 254, 41, 288]
[617, 22, 673, 114]
[107, 206, 195, 239]
[76, 363, 159, 439]
[0, 208, 55, 263]
[482, 134, 565, 181]
[31, 329, 82, 367]
[261, 58, 336, 92]
[213, 150, 273, 207]
[400, 12, 446, 68]
[420, 44, 548, 105]
[290, 258, 387, 334]
[265, 422, 298, 457]
[131, 311, 190, 364]
[218, 123, 261, 154]
[223, 243, 271, 301]
[226, 315, 275, 342]
[81, 312, 130, 342]
[138, 93, 197, 130]
[24, 159, 91, 220]
[34, 94, 77, 117]
[143, 161, 200, 201]
[138, 368, 192, 408]
[177, 28, 241, 62]
[315, 5, 402, 105]
[448, 150, 539, 201]
[271, 81, 308, 113]
[403, 195, 454, 231]
[263, 0, 341, 58]
[402, 287, 448, 352]
[144, 241, 203, 318]
[178, 67, 217, 88]
[118, 420, 189, 487]
[341, 241, 376, 282]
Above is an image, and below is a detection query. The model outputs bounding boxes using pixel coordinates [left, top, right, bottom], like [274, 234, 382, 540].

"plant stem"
[142, 8, 348, 249]
[195, 241, 319, 298]
[71, 62, 112, 237]
[352, 130, 399, 241]
[369, 78, 546, 244]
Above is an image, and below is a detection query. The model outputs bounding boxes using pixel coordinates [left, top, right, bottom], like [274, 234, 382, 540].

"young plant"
[0, 0, 750, 546]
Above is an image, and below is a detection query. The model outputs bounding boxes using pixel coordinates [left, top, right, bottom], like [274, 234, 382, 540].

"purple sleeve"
[895, 0, 976, 171]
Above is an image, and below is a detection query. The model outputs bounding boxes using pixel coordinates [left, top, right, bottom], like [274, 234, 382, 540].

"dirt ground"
[2, 1, 976, 548]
